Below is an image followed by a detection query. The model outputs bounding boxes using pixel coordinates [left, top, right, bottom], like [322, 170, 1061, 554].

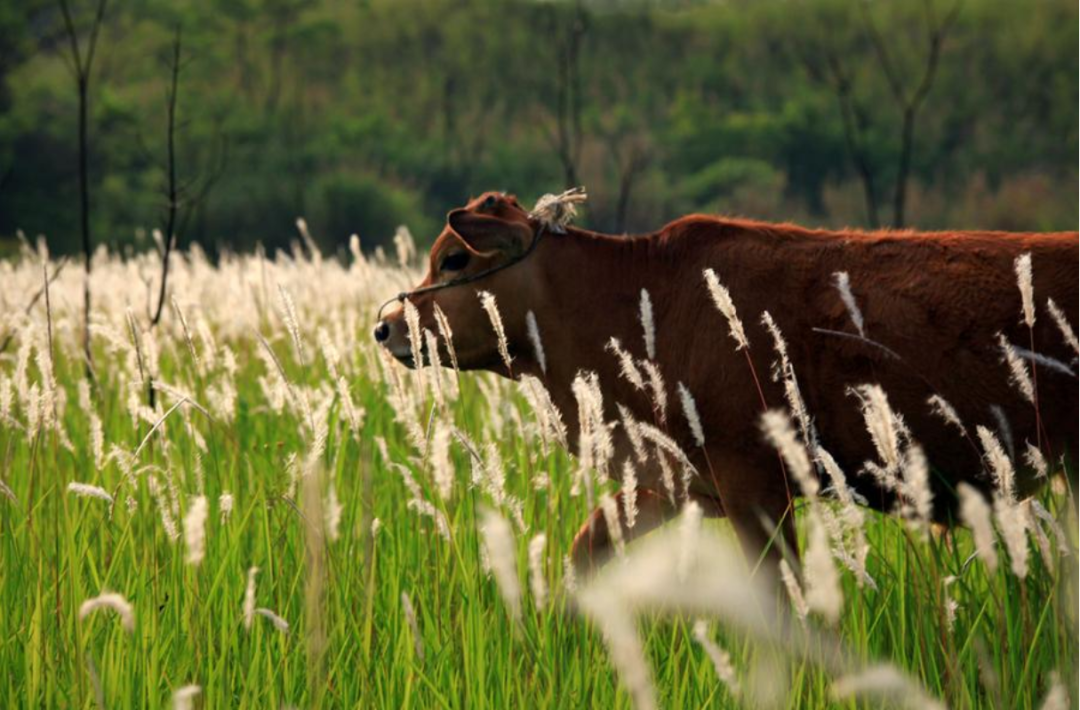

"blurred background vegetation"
[0, 0, 1076, 257]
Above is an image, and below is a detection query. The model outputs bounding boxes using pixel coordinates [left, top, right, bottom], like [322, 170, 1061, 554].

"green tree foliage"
[0, 0, 1076, 256]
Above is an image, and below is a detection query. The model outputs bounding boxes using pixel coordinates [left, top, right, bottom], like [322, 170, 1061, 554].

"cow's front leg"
[570, 487, 723, 577]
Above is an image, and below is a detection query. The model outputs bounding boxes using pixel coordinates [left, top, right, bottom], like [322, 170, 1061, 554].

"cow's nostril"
[373, 320, 390, 343]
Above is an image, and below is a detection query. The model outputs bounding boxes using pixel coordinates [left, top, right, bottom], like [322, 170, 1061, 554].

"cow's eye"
[440, 251, 471, 272]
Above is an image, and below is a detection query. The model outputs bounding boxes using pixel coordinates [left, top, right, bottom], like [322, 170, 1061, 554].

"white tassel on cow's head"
[529, 187, 588, 234]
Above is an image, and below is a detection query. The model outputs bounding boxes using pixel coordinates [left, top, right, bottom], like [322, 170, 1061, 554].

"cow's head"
[374, 191, 546, 375]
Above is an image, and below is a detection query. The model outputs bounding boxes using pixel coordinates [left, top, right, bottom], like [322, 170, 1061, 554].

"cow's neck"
[516, 226, 689, 441]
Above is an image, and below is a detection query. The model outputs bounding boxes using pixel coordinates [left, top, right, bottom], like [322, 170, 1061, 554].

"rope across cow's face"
[374, 216, 546, 323]
[373, 192, 546, 371]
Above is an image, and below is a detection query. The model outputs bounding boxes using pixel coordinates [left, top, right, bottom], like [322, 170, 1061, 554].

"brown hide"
[378, 192, 1079, 574]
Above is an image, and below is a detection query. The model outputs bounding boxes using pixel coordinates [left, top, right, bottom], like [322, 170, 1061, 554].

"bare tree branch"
[57, 0, 109, 379]
[860, 0, 963, 227]
[151, 25, 182, 327]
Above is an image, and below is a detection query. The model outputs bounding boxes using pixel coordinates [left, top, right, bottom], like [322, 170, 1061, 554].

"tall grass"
[0, 236, 1074, 709]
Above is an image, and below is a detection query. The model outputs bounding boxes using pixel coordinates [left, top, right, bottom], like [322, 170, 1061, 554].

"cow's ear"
[448, 209, 531, 258]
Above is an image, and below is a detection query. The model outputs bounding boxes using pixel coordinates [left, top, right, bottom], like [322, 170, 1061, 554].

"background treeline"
[0, 0, 1076, 257]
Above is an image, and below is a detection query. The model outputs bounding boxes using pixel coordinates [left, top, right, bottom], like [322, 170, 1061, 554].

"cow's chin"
[385, 345, 418, 369]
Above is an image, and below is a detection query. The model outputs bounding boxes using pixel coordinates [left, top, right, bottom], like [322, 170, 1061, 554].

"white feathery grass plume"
[219, 492, 234, 525]
[277, 283, 306, 366]
[815, 447, 871, 586]
[172, 685, 201, 710]
[401, 591, 424, 660]
[640, 359, 668, 423]
[394, 225, 416, 266]
[621, 459, 639, 529]
[900, 443, 934, 532]
[432, 303, 460, 372]
[171, 295, 199, 365]
[832, 271, 865, 337]
[1038, 674, 1069, 710]
[1024, 443, 1049, 479]
[295, 216, 321, 262]
[1014, 253, 1035, 328]
[79, 591, 135, 633]
[815, 447, 856, 507]
[761, 409, 817, 499]
[67, 482, 114, 505]
[617, 405, 648, 465]
[325, 482, 343, 541]
[994, 497, 1029, 578]
[943, 576, 960, 631]
[183, 495, 209, 566]
[581, 593, 656, 710]
[977, 425, 1016, 502]
[0, 478, 14, 503]
[999, 334, 1035, 404]
[562, 554, 578, 594]
[692, 620, 740, 697]
[403, 299, 424, 372]
[989, 404, 1016, 461]
[243, 567, 259, 631]
[518, 375, 568, 449]
[1030, 500, 1070, 554]
[779, 559, 809, 622]
[761, 311, 816, 452]
[574, 527, 780, 710]
[423, 329, 446, 407]
[255, 607, 290, 634]
[830, 665, 946, 710]
[1045, 298, 1079, 354]
[655, 450, 678, 504]
[478, 291, 513, 372]
[927, 394, 966, 436]
[639, 289, 656, 360]
[636, 422, 697, 478]
[957, 483, 998, 573]
[677, 382, 705, 447]
[478, 506, 521, 621]
[703, 268, 749, 350]
[370, 518, 382, 537]
[530, 186, 588, 232]
[430, 422, 454, 501]
[606, 338, 646, 391]
[572, 371, 614, 491]
[851, 384, 905, 480]
[805, 510, 843, 624]
[677, 500, 703, 582]
[0, 377, 11, 424]
[601, 493, 626, 558]
[525, 310, 547, 375]
[528, 533, 548, 610]
[89, 411, 105, 467]
[393, 462, 451, 540]
[1027, 504, 1055, 573]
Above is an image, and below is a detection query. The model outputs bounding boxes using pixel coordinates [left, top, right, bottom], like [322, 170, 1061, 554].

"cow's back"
[677, 220, 1079, 510]
[784, 228, 1077, 507]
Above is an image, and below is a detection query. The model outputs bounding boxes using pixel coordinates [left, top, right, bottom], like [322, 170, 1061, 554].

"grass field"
[0, 238, 1075, 709]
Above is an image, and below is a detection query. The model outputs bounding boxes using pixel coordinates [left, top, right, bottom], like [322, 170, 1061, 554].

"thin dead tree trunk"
[151, 26, 182, 327]
[552, 0, 587, 188]
[58, 0, 109, 378]
[861, 0, 962, 227]
[824, 51, 881, 229]
[613, 145, 648, 234]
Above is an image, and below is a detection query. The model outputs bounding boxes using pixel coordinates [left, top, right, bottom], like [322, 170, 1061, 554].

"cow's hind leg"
[570, 488, 723, 577]
[716, 463, 799, 587]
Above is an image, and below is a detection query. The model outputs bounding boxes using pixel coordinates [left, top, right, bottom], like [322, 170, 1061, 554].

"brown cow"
[374, 191, 1078, 579]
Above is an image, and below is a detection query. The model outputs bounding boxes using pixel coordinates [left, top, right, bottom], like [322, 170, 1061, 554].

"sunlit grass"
[0, 250, 1075, 709]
